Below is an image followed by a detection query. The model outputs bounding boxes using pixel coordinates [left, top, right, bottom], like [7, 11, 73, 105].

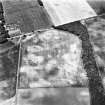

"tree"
[0, 2, 10, 44]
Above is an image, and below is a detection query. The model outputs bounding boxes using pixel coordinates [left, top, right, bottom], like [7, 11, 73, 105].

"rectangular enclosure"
[18, 29, 88, 88]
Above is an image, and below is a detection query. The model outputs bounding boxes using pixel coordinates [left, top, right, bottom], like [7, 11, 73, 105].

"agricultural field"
[17, 88, 90, 105]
